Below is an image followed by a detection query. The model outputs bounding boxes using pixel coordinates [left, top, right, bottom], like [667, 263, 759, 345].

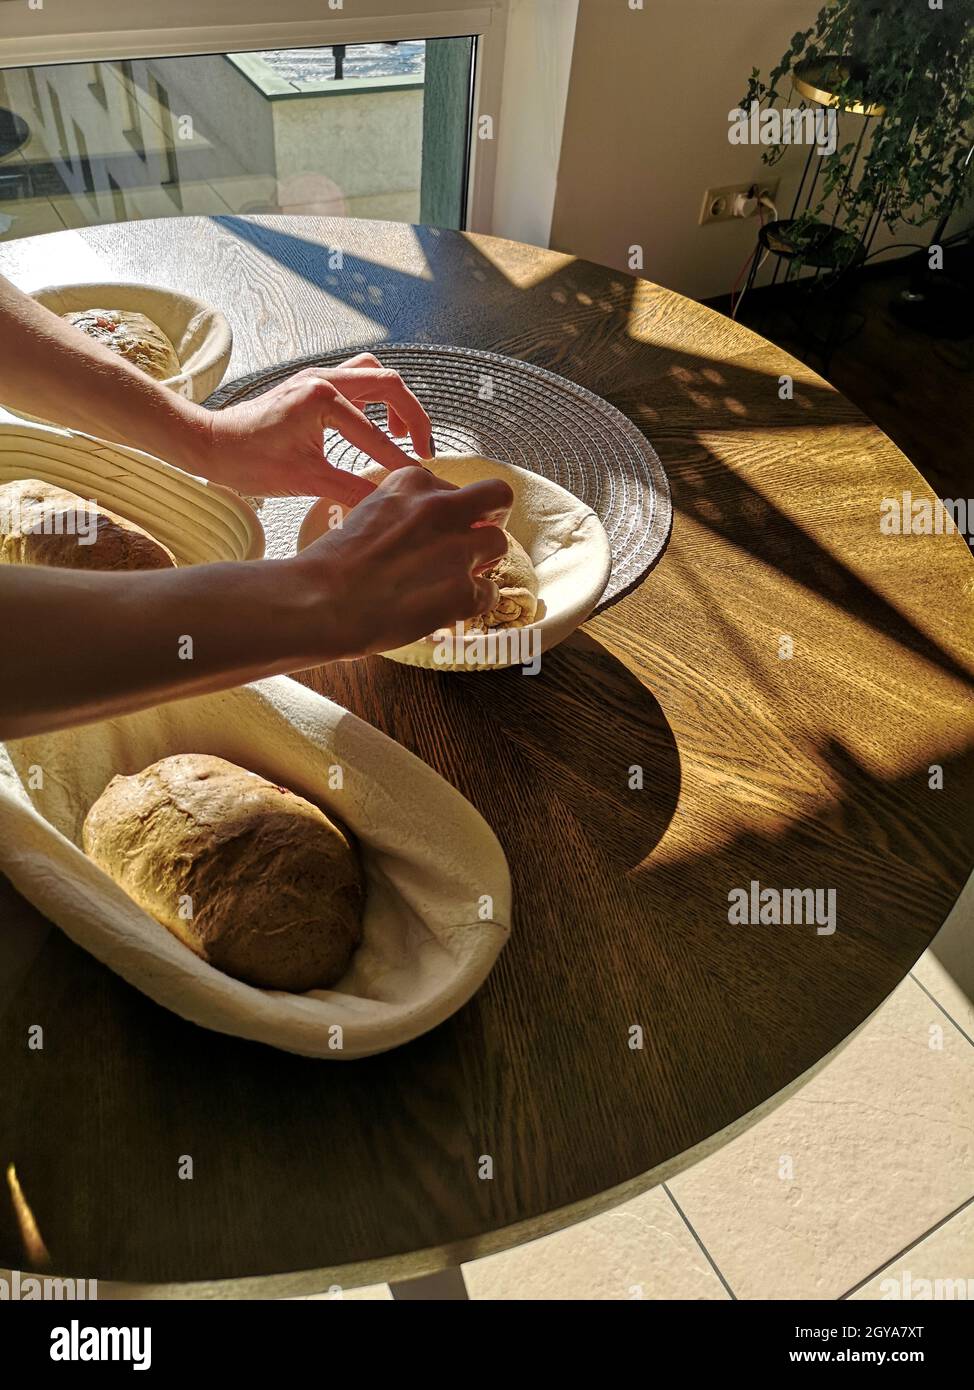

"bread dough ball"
[0, 478, 176, 570]
[82, 754, 364, 993]
[464, 530, 539, 632]
[62, 308, 181, 382]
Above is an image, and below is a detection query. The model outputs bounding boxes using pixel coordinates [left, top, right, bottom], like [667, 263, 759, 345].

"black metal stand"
[737, 59, 886, 370]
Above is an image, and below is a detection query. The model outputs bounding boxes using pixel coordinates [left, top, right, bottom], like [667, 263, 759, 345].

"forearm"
[0, 559, 332, 741]
[0, 272, 210, 473]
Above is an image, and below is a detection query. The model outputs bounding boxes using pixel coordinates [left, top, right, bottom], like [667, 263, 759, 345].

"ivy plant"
[741, 0, 974, 262]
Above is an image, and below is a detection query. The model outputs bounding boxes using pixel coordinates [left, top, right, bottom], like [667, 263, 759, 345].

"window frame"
[0, 0, 509, 233]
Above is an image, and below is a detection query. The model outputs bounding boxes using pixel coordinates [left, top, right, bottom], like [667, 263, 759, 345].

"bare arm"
[0, 558, 312, 740]
[0, 273, 435, 503]
[0, 272, 209, 471]
[0, 469, 512, 741]
[0, 273, 513, 740]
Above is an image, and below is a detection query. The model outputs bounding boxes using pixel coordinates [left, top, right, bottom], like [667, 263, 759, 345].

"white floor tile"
[462, 1185, 729, 1300]
[850, 1200, 974, 1300]
[668, 977, 974, 1299]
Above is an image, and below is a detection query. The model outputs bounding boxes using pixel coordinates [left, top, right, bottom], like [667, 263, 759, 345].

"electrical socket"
[699, 179, 779, 225]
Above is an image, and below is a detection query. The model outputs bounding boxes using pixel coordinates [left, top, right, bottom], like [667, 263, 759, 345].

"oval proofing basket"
[0, 416, 263, 565]
[0, 677, 512, 1059]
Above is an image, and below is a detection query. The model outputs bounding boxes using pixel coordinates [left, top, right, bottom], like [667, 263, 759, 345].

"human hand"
[286, 466, 515, 662]
[199, 353, 434, 507]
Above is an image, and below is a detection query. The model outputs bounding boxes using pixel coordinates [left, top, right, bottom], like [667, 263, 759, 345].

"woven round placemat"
[205, 343, 672, 610]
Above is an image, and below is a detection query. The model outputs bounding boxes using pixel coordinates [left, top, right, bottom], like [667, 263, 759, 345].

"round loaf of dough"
[464, 530, 539, 632]
[0, 478, 176, 570]
[62, 308, 181, 382]
[82, 754, 364, 992]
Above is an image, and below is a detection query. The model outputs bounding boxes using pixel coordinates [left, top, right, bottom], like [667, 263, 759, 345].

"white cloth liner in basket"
[298, 455, 613, 671]
[0, 677, 511, 1059]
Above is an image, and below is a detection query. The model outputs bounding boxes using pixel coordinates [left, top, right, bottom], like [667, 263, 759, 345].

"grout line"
[838, 1192, 974, 1300]
[663, 1183, 737, 1300]
[909, 970, 974, 1050]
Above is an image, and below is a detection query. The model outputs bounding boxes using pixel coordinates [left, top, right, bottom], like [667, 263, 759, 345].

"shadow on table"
[627, 733, 974, 1037]
[463, 629, 681, 872]
[212, 213, 974, 690]
[316, 627, 681, 876]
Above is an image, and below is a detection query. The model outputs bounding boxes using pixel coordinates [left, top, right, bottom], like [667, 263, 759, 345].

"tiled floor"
[311, 873, 973, 1301]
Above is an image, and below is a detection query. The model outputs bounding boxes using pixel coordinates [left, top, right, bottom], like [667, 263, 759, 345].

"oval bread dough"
[82, 754, 365, 993]
[464, 530, 539, 632]
[62, 308, 181, 382]
[0, 478, 176, 570]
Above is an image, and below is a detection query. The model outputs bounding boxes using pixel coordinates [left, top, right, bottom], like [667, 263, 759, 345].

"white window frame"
[0, 0, 510, 232]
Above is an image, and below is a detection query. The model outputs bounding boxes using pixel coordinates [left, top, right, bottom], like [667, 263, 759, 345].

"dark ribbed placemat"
[205, 343, 672, 609]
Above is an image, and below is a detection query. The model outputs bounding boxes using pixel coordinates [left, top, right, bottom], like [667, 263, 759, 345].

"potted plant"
[741, 0, 974, 262]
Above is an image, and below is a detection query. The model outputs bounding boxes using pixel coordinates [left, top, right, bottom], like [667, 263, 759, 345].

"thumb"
[314, 464, 377, 509]
[471, 575, 500, 617]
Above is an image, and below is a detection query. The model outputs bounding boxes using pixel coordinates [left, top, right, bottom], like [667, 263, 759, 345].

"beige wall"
[550, 0, 923, 301]
[491, 0, 579, 248]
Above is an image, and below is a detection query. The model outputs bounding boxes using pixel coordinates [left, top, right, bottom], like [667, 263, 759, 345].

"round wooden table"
[1, 216, 972, 1296]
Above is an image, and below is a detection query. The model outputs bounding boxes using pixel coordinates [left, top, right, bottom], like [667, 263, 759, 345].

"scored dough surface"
[62, 307, 181, 381]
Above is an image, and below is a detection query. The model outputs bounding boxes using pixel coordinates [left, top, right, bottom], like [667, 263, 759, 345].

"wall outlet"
[699, 179, 779, 225]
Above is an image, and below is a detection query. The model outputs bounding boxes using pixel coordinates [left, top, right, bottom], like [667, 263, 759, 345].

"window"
[0, 36, 478, 241]
[87, 62, 108, 111]
[118, 59, 147, 161]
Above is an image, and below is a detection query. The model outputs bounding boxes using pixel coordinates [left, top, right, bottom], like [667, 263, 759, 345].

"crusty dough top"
[0, 478, 176, 571]
[82, 754, 364, 992]
[63, 308, 181, 382]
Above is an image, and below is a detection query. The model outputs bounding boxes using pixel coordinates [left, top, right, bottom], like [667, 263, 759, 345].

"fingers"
[315, 466, 376, 510]
[378, 469, 510, 542]
[338, 353, 383, 370]
[470, 574, 501, 616]
[439, 477, 514, 527]
[378, 471, 505, 568]
[334, 355, 407, 438]
[325, 390, 424, 473]
[467, 524, 508, 571]
[426, 573, 500, 626]
[377, 465, 456, 496]
[315, 363, 433, 458]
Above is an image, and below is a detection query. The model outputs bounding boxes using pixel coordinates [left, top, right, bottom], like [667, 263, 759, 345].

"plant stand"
[737, 57, 886, 370]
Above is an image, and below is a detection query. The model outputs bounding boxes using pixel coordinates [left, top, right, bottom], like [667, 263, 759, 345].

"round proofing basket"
[299, 454, 612, 671]
[206, 342, 673, 609]
[0, 417, 264, 565]
[30, 281, 233, 403]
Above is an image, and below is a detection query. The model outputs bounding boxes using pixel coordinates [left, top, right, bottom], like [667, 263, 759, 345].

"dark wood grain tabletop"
[1, 215, 972, 1295]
